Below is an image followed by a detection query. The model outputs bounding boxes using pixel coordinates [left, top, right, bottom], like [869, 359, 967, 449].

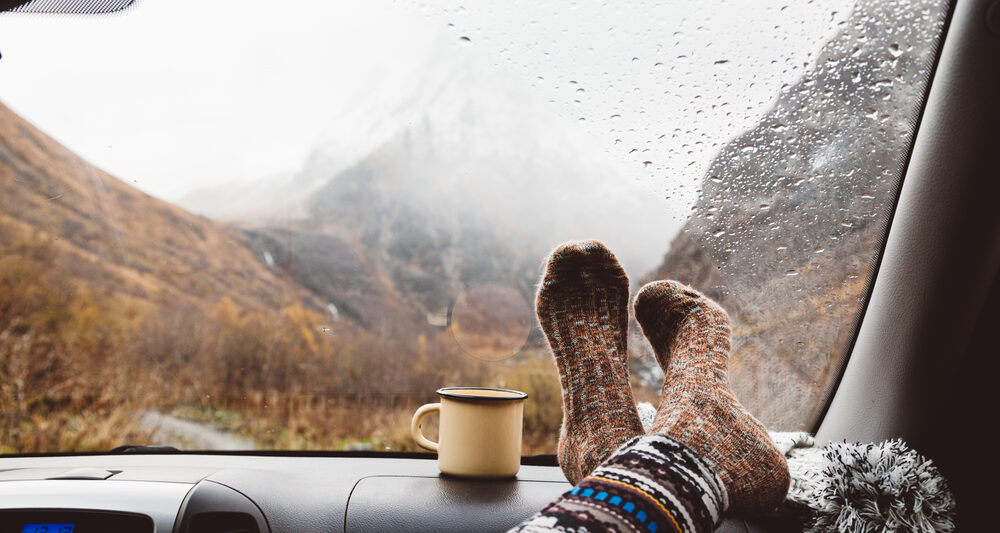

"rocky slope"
[645, 0, 948, 429]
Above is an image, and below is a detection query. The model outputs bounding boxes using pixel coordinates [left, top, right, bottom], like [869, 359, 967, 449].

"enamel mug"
[410, 387, 528, 478]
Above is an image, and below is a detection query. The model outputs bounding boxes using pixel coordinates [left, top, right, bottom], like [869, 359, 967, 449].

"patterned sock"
[536, 240, 645, 485]
[634, 280, 789, 514]
[511, 434, 728, 533]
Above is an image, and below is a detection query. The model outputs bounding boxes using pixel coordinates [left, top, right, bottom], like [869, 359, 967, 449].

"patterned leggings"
[511, 435, 727, 533]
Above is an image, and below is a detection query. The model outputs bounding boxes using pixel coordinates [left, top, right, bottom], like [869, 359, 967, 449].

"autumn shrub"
[1, 234, 561, 454]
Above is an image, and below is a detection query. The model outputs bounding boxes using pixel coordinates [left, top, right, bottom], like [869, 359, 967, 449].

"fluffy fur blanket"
[636, 403, 956, 531]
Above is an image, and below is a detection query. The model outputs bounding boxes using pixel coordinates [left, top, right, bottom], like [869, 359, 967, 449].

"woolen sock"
[511, 434, 728, 533]
[536, 240, 645, 485]
[634, 280, 789, 514]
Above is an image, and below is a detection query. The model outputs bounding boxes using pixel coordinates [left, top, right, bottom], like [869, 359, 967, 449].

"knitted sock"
[634, 280, 789, 514]
[511, 434, 728, 533]
[536, 240, 644, 485]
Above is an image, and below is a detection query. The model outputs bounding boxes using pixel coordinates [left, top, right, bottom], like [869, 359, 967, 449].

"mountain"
[0, 99, 382, 451]
[0, 101, 321, 315]
[232, 48, 677, 340]
[644, 0, 947, 429]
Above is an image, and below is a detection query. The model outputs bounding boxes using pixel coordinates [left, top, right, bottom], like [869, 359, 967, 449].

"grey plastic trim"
[3, 0, 137, 14]
[817, 0, 1000, 443]
[0, 480, 194, 532]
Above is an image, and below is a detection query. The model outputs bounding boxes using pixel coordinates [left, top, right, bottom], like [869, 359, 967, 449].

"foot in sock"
[634, 280, 789, 514]
[536, 240, 644, 485]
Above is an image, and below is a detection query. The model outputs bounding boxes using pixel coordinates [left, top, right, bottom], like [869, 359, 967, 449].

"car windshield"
[0, 0, 948, 453]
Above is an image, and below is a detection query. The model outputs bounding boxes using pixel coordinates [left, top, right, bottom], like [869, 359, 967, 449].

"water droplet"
[712, 229, 725, 237]
[888, 43, 902, 57]
[459, 36, 472, 46]
[785, 270, 799, 277]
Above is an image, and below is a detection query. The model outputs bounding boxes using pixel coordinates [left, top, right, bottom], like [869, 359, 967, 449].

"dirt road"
[139, 411, 255, 450]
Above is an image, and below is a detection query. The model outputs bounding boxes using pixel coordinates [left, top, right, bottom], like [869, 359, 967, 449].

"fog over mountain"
[180, 44, 676, 276]
[180, 41, 679, 338]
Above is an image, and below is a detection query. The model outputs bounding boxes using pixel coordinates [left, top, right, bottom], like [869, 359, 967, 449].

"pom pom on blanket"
[806, 439, 956, 532]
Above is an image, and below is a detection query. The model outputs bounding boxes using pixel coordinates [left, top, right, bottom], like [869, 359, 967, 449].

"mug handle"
[410, 403, 440, 452]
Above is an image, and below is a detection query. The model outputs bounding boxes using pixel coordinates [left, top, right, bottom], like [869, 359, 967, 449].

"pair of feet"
[536, 240, 789, 514]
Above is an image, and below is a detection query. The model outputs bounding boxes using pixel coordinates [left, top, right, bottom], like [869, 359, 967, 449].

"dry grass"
[0, 229, 565, 454]
[0, 215, 872, 453]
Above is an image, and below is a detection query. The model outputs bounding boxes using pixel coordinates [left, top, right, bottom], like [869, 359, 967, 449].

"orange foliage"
[0, 235, 561, 454]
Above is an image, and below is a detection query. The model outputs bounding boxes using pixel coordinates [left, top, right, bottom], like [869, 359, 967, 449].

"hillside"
[645, 0, 947, 429]
[0, 102, 323, 315]
[0, 99, 561, 453]
[0, 99, 343, 451]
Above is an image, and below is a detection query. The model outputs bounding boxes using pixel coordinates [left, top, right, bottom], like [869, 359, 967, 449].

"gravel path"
[139, 411, 256, 450]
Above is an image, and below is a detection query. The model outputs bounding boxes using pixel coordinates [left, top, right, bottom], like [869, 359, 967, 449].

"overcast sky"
[0, 0, 851, 209]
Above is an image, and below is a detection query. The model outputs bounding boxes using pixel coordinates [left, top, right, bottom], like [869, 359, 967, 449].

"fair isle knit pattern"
[536, 240, 645, 485]
[511, 435, 728, 533]
[634, 280, 789, 514]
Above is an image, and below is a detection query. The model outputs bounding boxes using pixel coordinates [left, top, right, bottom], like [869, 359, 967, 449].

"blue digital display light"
[22, 524, 74, 533]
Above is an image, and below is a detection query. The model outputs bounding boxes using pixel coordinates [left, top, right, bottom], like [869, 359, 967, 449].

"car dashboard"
[0, 453, 791, 532]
